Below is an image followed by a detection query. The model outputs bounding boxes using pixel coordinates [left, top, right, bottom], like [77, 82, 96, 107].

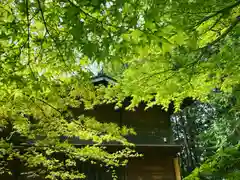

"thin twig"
[30, 9, 40, 21]
[36, 0, 69, 69]
[67, 0, 120, 34]
[34, 32, 47, 63]
[24, 93, 62, 115]
[135, 68, 174, 83]
[37, 98, 62, 115]
[149, 72, 177, 87]
[26, 0, 37, 80]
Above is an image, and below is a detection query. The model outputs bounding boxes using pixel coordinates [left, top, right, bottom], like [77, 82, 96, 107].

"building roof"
[91, 73, 116, 86]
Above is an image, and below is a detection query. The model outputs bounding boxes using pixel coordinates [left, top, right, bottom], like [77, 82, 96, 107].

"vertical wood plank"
[174, 157, 181, 180]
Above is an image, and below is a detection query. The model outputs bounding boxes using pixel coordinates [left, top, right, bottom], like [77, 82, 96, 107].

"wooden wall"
[125, 147, 177, 180]
[126, 157, 176, 180]
[121, 102, 173, 144]
[71, 101, 173, 145]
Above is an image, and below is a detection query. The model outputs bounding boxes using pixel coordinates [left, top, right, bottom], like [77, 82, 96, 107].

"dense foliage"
[1, 0, 240, 179]
[102, 1, 240, 110]
[172, 93, 240, 179]
[0, 0, 141, 179]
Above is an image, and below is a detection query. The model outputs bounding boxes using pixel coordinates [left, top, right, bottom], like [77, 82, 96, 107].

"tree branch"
[36, 0, 69, 69]
[200, 15, 240, 50]
[36, 98, 62, 115]
[34, 32, 46, 63]
[30, 98, 48, 118]
[67, 0, 102, 22]
[26, 0, 36, 80]
[67, 0, 122, 34]
[195, 0, 240, 28]
[200, 14, 224, 36]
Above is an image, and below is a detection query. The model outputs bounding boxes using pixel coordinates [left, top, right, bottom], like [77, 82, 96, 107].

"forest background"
[0, 0, 240, 179]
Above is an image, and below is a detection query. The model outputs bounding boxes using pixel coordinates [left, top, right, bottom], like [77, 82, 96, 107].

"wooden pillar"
[174, 156, 181, 180]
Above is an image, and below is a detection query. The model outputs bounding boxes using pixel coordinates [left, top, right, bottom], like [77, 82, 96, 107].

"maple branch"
[135, 68, 174, 84]
[31, 98, 49, 118]
[139, 28, 174, 45]
[185, 16, 240, 70]
[36, 0, 69, 69]
[34, 32, 47, 63]
[67, 0, 95, 19]
[195, 0, 240, 28]
[37, 98, 62, 115]
[149, 72, 176, 87]
[200, 14, 224, 36]
[30, 9, 40, 21]
[26, 0, 37, 80]
[200, 15, 240, 50]
[26, 0, 30, 52]
[67, 0, 124, 34]
[23, 93, 62, 115]
[67, 0, 107, 28]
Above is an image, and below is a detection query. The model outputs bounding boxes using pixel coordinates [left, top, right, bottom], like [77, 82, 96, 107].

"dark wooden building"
[0, 74, 184, 180]
[71, 74, 182, 180]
